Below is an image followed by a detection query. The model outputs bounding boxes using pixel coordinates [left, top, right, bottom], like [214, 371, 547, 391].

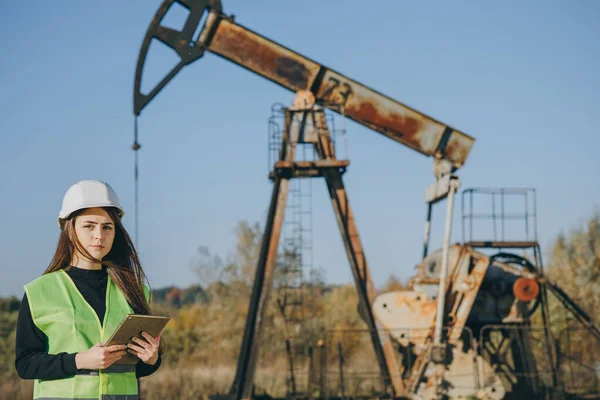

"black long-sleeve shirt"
[15, 267, 161, 380]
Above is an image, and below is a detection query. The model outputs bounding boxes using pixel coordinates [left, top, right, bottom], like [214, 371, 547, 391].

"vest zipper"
[59, 270, 108, 335]
[99, 274, 111, 400]
[60, 269, 111, 400]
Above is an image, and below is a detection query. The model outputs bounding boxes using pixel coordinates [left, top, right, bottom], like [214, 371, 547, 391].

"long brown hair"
[46, 207, 151, 316]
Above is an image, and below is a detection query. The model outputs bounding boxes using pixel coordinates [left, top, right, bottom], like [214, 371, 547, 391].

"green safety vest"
[24, 269, 150, 400]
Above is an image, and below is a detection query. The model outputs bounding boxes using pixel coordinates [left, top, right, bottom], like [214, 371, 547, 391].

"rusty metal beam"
[229, 173, 290, 400]
[134, 1, 475, 169]
[273, 160, 350, 170]
[208, 18, 473, 168]
[269, 159, 350, 180]
[466, 241, 539, 249]
[321, 168, 405, 396]
[208, 19, 321, 94]
[229, 111, 296, 399]
[446, 248, 489, 343]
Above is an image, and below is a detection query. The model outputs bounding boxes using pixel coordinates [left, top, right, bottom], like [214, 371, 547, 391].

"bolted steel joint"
[430, 344, 448, 364]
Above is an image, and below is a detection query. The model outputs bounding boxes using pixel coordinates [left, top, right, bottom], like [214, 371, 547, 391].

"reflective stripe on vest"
[76, 364, 137, 376]
[25, 270, 149, 400]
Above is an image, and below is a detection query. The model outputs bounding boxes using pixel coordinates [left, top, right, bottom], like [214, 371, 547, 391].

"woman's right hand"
[75, 342, 128, 370]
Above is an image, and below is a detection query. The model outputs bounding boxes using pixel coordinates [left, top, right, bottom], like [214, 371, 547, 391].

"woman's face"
[73, 207, 115, 260]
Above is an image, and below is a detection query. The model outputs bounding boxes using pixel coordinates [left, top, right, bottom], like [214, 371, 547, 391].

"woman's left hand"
[127, 332, 160, 365]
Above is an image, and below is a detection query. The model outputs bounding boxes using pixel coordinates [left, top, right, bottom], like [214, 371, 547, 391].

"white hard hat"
[58, 180, 125, 229]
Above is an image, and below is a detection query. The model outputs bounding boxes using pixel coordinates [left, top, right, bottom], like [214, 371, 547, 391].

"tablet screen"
[105, 314, 170, 365]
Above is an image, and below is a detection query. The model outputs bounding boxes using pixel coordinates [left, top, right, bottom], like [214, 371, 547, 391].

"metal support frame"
[422, 203, 433, 259]
[433, 175, 459, 346]
[321, 167, 404, 396]
[458, 188, 560, 389]
[460, 187, 538, 248]
[419, 171, 462, 398]
[422, 169, 461, 348]
[228, 93, 404, 400]
[229, 157, 292, 400]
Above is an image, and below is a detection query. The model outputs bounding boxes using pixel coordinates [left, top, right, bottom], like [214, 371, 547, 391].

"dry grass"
[139, 362, 291, 400]
[139, 365, 232, 400]
[1, 360, 296, 400]
[0, 377, 32, 400]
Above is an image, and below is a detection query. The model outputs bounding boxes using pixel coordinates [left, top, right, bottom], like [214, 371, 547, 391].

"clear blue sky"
[1, 0, 598, 297]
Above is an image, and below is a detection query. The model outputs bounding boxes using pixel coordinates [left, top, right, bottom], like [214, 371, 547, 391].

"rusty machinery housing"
[132, 1, 600, 399]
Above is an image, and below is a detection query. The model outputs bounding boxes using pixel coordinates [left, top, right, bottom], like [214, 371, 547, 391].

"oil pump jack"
[133, 1, 600, 399]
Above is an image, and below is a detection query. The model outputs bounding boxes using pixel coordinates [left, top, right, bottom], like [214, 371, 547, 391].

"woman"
[15, 180, 162, 400]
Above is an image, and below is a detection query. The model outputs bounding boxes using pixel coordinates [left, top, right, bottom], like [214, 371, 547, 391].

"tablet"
[105, 314, 171, 364]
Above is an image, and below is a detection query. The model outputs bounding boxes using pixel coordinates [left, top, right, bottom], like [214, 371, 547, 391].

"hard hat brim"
[58, 204, 125, 229]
